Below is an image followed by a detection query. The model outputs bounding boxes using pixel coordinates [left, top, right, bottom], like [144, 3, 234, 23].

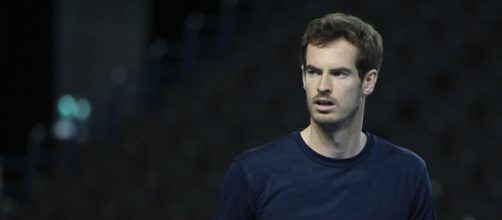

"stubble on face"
[303, 40, 365, 130]
[307, 82, 364, 130]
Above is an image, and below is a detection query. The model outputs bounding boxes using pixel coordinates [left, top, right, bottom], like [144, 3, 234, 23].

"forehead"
[305, 39, 359, 69]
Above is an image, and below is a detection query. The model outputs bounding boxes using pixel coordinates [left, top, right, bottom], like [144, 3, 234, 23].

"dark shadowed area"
[1, 0, 501, 219]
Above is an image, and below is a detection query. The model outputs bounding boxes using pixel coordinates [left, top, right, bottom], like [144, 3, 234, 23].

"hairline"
[302, 38, 369, 79]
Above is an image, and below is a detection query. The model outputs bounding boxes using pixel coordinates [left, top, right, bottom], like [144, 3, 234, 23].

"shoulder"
[367, 133, 436, 218]
[368, 132, 427, 170]
[235, 131, 299, 167]
[225, 131, 301, 196]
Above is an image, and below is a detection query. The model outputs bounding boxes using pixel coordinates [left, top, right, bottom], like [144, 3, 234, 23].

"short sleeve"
[409, 162, 437, 220]
[215, 160, 255, 220]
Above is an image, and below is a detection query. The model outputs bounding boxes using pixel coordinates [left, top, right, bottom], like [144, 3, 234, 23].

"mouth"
[313, 98, 335, 112]
[314, 99, 334, 106]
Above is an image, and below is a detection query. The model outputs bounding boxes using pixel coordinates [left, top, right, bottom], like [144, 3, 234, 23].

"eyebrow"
[305, 64, 353, 74]
[304, 65, 321, 72]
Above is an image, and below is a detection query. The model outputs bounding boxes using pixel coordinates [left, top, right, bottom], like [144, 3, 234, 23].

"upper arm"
[409, 161, 437, 220]
[215, 161, 255, 220]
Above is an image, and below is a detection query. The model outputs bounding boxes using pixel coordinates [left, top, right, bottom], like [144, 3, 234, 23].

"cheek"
[339, 85, 363, 101]
[303, 83, 315, 95]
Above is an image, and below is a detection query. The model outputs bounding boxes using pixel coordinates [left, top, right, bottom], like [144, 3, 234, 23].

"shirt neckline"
[293, 129, 374, 168]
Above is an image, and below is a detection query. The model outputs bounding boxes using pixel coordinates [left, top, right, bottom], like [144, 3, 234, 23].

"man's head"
[300, 13, 382, 128]
[300, 12, 383, 79]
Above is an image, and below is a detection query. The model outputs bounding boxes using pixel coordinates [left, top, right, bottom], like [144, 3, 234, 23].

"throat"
[300, 125, 366, 159]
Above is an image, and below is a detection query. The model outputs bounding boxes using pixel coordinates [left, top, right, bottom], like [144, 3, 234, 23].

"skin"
[300, 38, 378, 159]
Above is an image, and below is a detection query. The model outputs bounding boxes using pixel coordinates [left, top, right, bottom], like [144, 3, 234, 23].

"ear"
[301, 65, 306, 90]
[362, 69, 378, 95]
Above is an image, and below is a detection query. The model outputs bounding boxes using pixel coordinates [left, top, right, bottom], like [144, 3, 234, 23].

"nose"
[317, 72, 332, 94]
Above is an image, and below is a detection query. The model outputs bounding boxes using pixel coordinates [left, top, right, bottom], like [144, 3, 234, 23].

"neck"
[300, 107, 366, 159]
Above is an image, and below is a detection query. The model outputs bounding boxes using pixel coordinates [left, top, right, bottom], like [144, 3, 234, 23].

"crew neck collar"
[293, 130, 374, 168]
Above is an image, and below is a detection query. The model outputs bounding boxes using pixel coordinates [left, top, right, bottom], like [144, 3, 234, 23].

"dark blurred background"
[1, 0, 501, 219]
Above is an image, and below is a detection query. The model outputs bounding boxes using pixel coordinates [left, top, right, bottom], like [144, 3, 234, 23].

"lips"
[313, 98, 335, 112]
[314, 100, 334, 105]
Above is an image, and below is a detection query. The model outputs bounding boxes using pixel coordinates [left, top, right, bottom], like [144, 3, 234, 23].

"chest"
[253, 164, 411, 220]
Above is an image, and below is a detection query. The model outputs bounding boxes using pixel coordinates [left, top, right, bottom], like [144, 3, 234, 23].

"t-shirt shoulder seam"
[236, 132, 297, 161]
[233, 159, 255, 210]
[376, 136, 427, 167]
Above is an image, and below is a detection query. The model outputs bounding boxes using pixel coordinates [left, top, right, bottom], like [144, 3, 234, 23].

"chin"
[312, 114, 342, 125]
[311, 110, 357, 129]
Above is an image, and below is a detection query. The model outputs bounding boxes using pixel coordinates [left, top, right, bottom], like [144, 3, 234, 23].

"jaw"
[309, 99, 365, 133]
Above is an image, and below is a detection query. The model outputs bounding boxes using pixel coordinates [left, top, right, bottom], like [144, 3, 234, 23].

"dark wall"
[0, 0, 53, 154]
[151, 0, 220, 39]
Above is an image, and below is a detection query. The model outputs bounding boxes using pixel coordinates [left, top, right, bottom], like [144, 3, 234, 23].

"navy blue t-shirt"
[215, 131, 437, 220]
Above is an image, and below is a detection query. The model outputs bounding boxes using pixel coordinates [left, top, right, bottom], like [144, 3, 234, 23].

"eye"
[306, 68, 320, 75]
[331, 70, 349, 78]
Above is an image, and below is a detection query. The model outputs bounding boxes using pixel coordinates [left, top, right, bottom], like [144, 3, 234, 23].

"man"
[215, 12, 436, 219]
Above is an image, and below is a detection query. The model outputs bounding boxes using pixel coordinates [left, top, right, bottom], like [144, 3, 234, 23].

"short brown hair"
[300, 12, 383, 78]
